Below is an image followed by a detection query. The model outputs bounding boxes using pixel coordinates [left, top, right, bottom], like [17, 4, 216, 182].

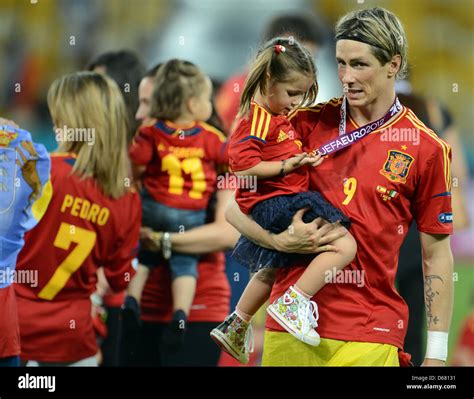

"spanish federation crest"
[380, 150, 414, 184]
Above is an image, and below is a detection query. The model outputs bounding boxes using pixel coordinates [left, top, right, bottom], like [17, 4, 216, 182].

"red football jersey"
[266, 98, 453, 350]
[15, 153, 141, 362]
[141, 251, 231, 323]
[129, 120, 228, 211]
[0, 285, 20, 358]
[229, 102, 309, 214]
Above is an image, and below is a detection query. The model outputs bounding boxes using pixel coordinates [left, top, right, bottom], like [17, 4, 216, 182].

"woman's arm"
[224, 192, 347, 254]
[144, 189, 240, 255]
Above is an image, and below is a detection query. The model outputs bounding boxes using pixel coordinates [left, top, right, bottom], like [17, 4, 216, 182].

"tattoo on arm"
[424, 274, 444, 328]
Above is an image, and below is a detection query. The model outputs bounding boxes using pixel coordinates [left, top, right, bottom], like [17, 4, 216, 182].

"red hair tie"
[274, 44, 286, 54]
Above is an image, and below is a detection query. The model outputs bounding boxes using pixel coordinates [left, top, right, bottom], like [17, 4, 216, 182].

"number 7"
[38, 223, 96, 300]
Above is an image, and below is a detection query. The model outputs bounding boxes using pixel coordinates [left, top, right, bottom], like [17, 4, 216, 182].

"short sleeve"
[129, 127, 154, 166]
[228, 109, 280, 172]
[229, 134, 266, 172]
[413, 143, 453, 234]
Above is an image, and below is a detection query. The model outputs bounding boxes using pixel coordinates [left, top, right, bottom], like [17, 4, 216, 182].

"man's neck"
[348, 91, 397, 126]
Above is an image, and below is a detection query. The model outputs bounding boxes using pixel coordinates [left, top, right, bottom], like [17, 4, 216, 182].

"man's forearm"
[224, 194, 276, 250]
[420, 233, 454, 364]
[423, 252, 454, 332]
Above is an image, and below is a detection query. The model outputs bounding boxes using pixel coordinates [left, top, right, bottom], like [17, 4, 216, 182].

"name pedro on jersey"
[18, 373, 55, 392]
[61, 194, 110, 226]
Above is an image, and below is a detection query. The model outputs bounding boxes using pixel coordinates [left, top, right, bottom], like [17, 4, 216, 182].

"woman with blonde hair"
[15, 71, 141, 366]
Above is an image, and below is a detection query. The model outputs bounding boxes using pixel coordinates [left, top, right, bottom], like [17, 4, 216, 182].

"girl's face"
[336, 40, 399, 108]
[189, 77, 213, 122]
[264, 72, 314, 116]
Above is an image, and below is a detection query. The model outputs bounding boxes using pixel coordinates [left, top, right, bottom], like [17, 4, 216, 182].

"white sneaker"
[267, 286, 320, 346]
[210, 312, 254, 364]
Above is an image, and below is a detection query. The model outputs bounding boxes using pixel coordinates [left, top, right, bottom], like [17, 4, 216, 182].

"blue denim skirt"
[232, 191, 351, 272]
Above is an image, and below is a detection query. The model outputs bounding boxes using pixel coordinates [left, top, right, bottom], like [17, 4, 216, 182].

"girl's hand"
[271, 208, 348, 254]
[307, 150, 324, 167]
[286, 151, 323, 172]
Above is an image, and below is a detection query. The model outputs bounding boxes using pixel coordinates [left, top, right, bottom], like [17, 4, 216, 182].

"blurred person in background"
[125, 59, 229, 350]
[14, 72, 141, 366]
[120, 63, 239, 366]
[87, 50, 146, 144]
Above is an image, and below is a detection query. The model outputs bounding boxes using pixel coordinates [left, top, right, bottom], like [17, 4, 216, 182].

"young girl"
[126, 59, 228, 347]
[210, 38, 357, 364]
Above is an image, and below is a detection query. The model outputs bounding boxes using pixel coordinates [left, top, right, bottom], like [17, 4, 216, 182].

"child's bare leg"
[171, 276, 196, 316]
[235, 268, 276, 320]
[126, 264, 150, 303]
[294, 230, 357, 296]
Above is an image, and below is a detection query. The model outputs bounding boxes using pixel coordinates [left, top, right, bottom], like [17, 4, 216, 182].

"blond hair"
[238, 37, 318, 118]
[47, 71, 131, 199]
[150, 59, 208, 121]
[335, 7, 408, 79]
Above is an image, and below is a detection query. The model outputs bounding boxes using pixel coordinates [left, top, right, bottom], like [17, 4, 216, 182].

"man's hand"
[421, 358, 446, 367]
[271, 208, 347, 254]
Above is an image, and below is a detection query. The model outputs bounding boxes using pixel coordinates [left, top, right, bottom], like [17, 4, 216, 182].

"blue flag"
[0, 125, 51, 288]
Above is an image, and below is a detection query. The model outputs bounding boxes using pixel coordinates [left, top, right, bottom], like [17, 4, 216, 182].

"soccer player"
[210, 37, 356, 364]
[0, 119, 50, 367]
[225, 7, 454, 366]
[15, 72, 141, 366]
[126, 59, 228, 349]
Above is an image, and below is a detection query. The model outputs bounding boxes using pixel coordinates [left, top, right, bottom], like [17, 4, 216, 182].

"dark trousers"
[121, 321, 221, 367]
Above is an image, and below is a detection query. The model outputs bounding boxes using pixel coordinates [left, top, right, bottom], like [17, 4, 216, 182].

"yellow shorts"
[261, 331, 399, 366]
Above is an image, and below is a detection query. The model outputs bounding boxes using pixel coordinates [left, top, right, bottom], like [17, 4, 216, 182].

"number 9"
[343, 177, 357, 206]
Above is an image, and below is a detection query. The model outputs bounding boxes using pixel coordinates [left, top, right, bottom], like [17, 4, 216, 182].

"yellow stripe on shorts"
[261, 331, 399, 366]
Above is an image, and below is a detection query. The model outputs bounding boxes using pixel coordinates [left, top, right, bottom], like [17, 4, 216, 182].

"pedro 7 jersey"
[15, 153, 141, 302]
[129, 120, 228, 211]
[267, 97, 453, 350]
